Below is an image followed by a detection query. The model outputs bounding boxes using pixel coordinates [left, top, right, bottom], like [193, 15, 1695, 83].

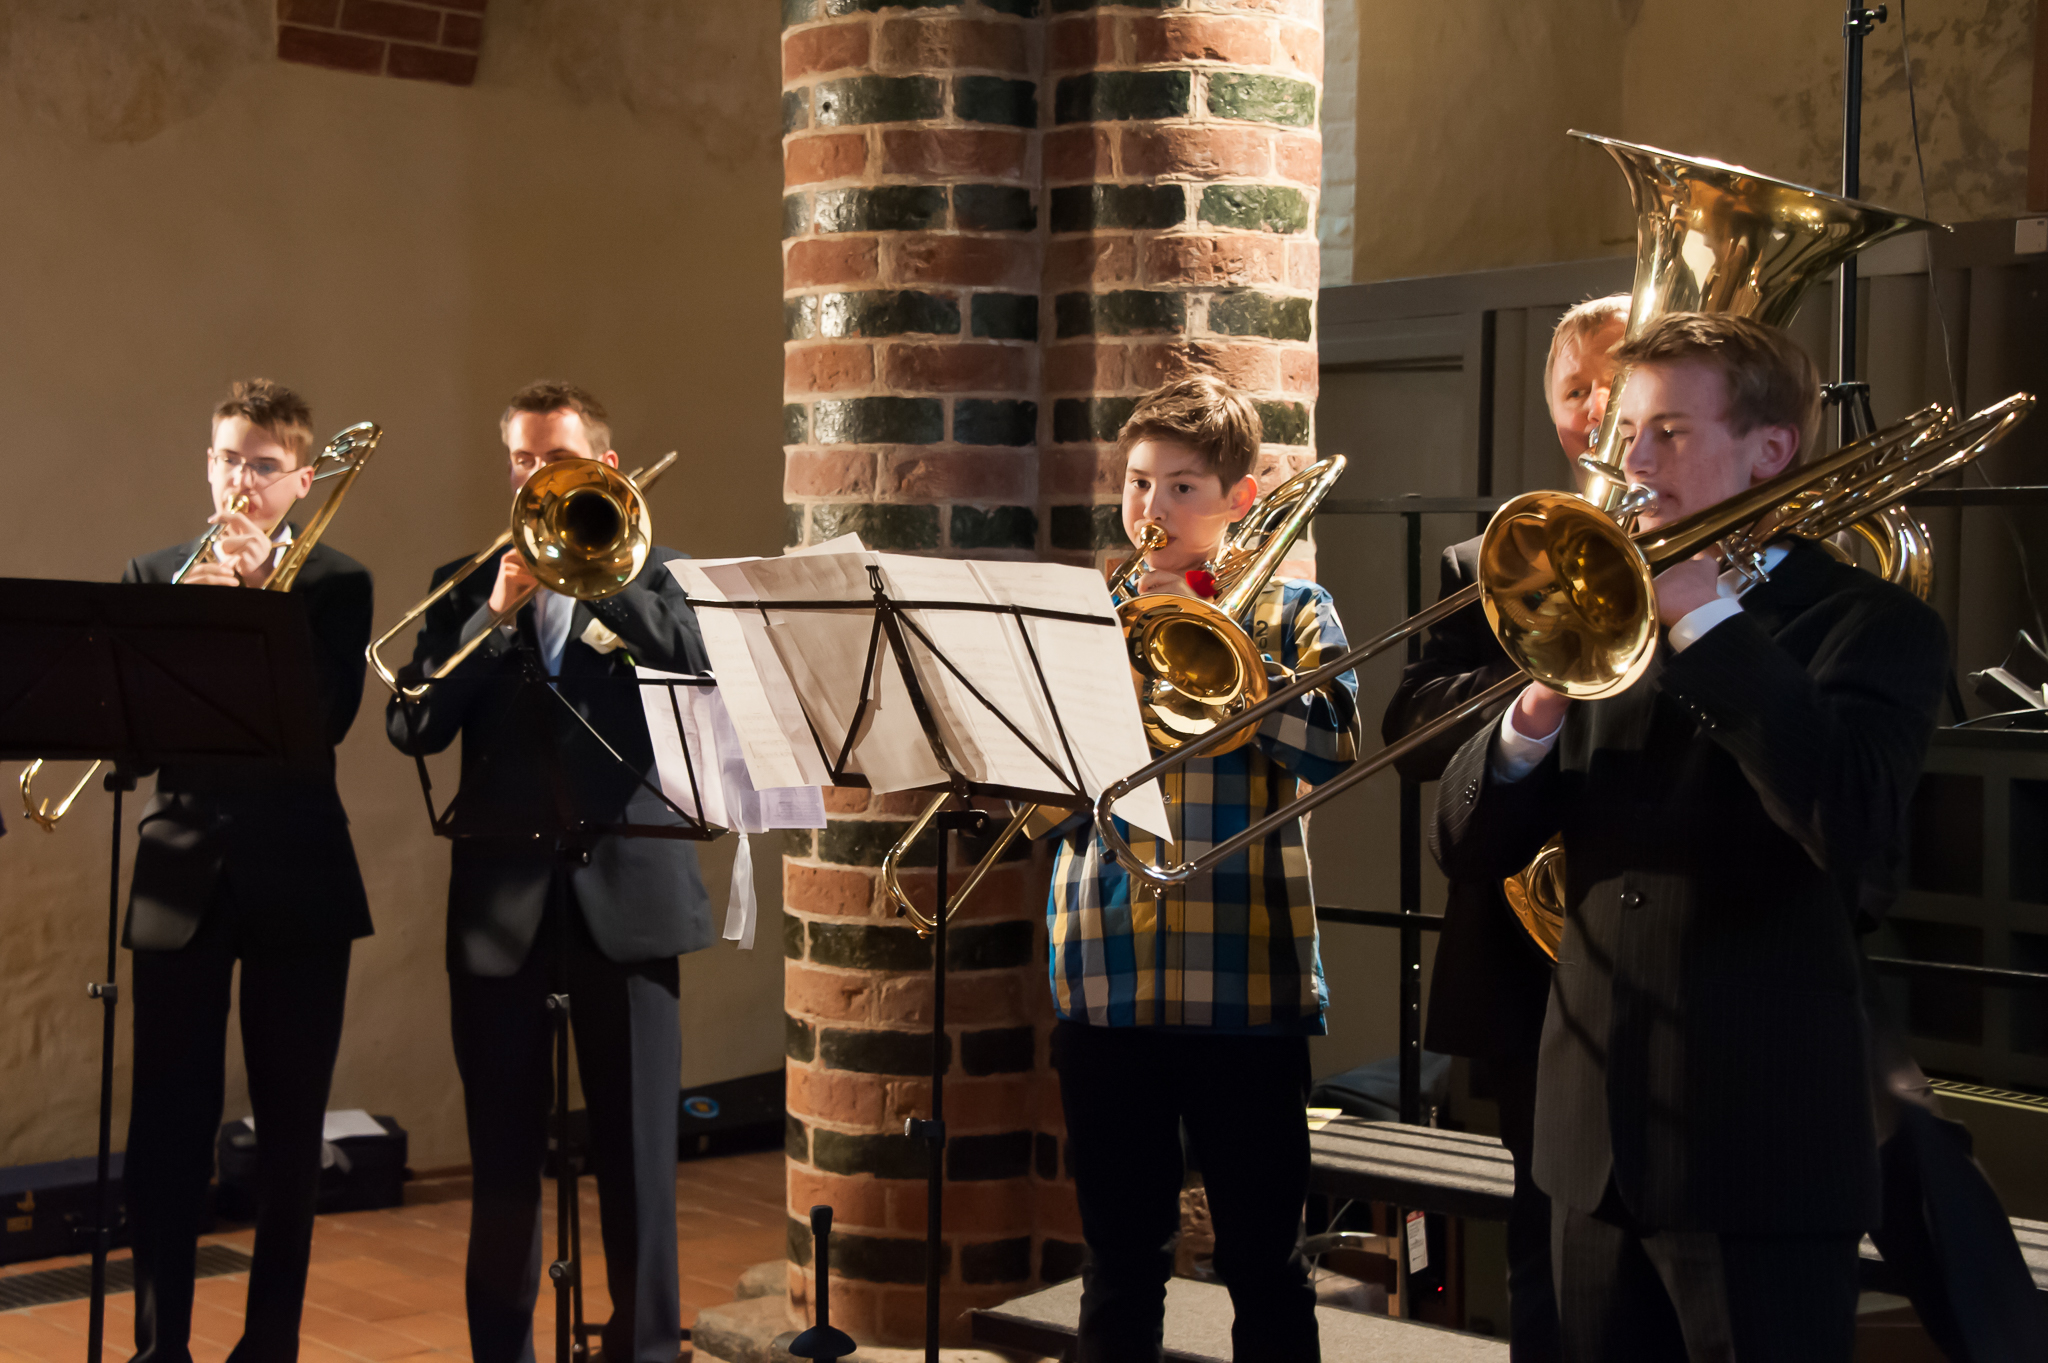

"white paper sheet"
[635, 670, 828, 948]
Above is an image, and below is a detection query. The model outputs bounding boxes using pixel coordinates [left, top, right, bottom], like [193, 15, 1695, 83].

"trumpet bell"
[514, 459, 653, 599]
[1119, 594, 1270, 753]
[1479, 491, 1659, 700]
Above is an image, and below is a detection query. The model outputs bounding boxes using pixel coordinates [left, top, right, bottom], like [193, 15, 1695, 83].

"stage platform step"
[1309, 1118, 2048, 1294]
[970, 1277, 1508, 1361]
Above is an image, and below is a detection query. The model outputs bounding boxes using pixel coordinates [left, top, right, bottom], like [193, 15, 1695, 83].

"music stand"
[391, 647, 720, 1363]
[692, 563, 1120, 1363]
[0, 578, 328, 1363]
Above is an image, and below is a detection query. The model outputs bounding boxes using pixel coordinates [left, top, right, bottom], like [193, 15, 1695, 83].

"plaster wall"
[0, 0, 790, 1172]
[1331, 0, 2038, 284]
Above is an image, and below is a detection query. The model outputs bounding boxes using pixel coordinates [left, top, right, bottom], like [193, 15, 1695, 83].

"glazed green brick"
[811, 503, 943, 550]
[811, 1129, 929, 1182]
[787, 1114, 811, 1164]
[1034, 1131, 1059, 1179]
[1054, 289, 1184, 338]
[819, 1025, 950, 1076]
[783, 193, 810, 240]
[955, 75, 1036, 128]
[948, 919, 1034, 970]
[783, 912, 807, 959]
[809, 921, 932, 971]
[782, 88, 809, 134]
[953, 184, 1035, 232]
[1049, 503, 1125, 550]
[821, 816, 918, 866]
[813, 185, 950, 234]
[962, 1237, 1032, 1285]
[1049, 184, 1182, 234]
[829, 1226, 946, 1285]
[783, 404, 809, 445]
[787, 290, 960, 340]
[980, 0, 1036, 13]
[1042, 1238, 1086, 1282]
[1205, 72, 1318, 128]
[950, 505, 1038, 550]
[787, 1213, 812, 1264]
[812, 75, 944, 127]
[971, 293, 1039, 340]
[785, 502, 806, 547]
[1198, 184, 1310, 234]
[1053, 70, 1190, 124]
[947, 1130, 1033, 1181]
[785, 1014, 816, 1063]
[1052, 0, 1169, 8]
[1256, 401, 1310, 445]
[953, 398, 1036, 447]
[1207, 291, 1313, 342]
[960, 1025, 1035, 1075]
[814, 396, 944, 445]
[783, 0, 816, 24]
[1051, 396, 1137, 443]
[826, 0, 961, 11]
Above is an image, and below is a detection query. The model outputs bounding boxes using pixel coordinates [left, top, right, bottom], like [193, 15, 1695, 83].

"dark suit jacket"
[1385, 535, 1551, 1061]
[384, 546, 715, 977]
[1433, 539, 1948, 1234]
[122, 536, 375, 952]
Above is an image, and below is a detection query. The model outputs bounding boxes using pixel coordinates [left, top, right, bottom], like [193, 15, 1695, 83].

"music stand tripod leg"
[88, 769, 136, 1363]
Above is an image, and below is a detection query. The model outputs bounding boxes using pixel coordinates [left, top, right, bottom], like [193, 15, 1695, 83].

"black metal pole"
[1839, 3, 1887, 445]
[88, 771, 132, 1363]
[925, 822, 949, 1363]
[1398, 512, 1423, 1127]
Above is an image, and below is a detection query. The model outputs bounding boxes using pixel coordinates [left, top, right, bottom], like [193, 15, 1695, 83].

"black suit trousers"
[1552, 1182, 1859, 1363]
[126, 902, 351, 1363]
[1051, 1021, 1319, 1363]
[448, 888, 681, 1363]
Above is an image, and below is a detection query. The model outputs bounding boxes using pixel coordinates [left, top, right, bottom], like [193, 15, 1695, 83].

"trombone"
[19, 422, 381, 833]
[369, 451, 678, 701]
[1091, 392, 2033, 896]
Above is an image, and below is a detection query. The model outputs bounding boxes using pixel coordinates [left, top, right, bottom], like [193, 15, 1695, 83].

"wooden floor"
[0, 1149, 786, 1363]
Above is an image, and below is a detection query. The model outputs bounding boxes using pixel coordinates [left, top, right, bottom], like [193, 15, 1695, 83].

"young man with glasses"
[119, 378, 375, 1363]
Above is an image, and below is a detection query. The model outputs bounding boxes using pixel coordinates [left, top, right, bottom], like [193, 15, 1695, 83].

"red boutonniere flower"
[1184, 569, 1218, 598]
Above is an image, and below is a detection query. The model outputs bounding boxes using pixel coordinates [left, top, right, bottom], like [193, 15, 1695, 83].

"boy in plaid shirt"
[1047, 375, 1358, 1362]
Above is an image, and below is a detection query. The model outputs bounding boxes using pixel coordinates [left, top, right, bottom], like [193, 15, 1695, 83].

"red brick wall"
[278, 0, 486, 86]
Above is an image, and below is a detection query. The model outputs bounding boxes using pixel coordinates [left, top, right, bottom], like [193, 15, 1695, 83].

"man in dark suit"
[384, 383, 712, 1363]
[1383, 294, 1625, 1362]
[122, 379, 374, 1363]
[1434, 313, 1949, 1361]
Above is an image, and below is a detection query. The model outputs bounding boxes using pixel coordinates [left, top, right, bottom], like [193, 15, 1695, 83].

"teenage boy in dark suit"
[123, 378, 373, 1363]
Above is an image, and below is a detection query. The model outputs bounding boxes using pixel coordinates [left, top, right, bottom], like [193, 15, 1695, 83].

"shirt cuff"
[1668, 597, 1746, 653]
[1491, 704, 1563, 783]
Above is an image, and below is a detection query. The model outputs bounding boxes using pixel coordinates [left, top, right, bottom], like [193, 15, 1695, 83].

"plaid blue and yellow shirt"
[1048, 578, 1359, 1033]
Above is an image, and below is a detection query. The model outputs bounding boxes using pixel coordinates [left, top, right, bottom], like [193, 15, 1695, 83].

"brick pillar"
[1041, 3, 1323, 572]
[779, 0, 1046, 1346]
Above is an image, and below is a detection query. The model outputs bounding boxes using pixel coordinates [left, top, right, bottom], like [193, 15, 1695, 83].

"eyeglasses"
[209, 450, 293, 481]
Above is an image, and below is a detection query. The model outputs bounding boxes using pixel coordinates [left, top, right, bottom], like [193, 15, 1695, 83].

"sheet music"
[961, 560, 1170, 838]
[667, 541, 1169, 837]
[667, 559, 833, 789]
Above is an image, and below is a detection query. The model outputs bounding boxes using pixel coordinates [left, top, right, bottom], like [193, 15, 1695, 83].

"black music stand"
[393, 650, 719, 1363]
[692, 564, 1116, 1363]
[0, 578, 327, 1363]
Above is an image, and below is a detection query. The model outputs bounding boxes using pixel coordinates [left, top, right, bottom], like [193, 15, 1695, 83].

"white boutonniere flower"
[579, 618, 626, 655]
